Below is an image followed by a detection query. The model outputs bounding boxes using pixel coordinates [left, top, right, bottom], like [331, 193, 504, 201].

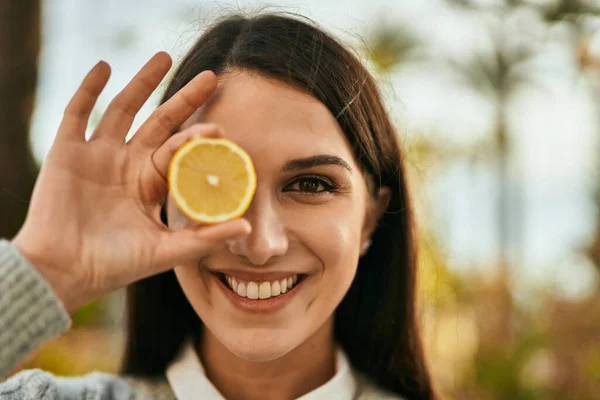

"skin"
[10, 52, 389, 399]
[167, 70, 390, 400]
[12, 54, 252, 314]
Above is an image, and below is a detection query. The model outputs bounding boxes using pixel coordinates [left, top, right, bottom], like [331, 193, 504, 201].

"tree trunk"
[0, 0, 41, 239]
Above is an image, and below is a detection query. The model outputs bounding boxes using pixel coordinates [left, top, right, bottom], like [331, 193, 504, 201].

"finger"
[90, 52, 173, 142]
[130, 70, 218, 149]
[151, 123, 224, 181]
[152, 218, 252, 274]
[57, 61, 111, 141]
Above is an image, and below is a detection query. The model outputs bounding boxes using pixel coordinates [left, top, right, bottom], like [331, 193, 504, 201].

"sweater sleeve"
[0, 239, 71, 380]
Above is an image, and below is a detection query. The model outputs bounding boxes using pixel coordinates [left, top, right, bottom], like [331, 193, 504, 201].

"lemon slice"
[168, 137, 256, 223]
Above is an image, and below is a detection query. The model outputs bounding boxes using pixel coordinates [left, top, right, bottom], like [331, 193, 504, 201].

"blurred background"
[2, 0, 600, 398]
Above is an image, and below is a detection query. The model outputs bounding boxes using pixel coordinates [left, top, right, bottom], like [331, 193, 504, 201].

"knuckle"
[108, 98, 138, 119]
[154, 109, 178, 134]
[63, 103, 88, 119]
[177, 89, 199, 111]
[137, 74, 157, 92]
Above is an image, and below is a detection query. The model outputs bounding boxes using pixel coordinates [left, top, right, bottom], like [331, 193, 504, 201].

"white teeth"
[237, 282, 246, 297]
[247, 282, 259, 299]
[280, 279, 287, 294]
[272, 280, 281, 296]
[223, 274, 300, 299]
[258, 282, 271, 299]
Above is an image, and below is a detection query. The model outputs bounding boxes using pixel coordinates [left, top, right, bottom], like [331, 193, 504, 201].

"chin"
[218, 327, 299, 362]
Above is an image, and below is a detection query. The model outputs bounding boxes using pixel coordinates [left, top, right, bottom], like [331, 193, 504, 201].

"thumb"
[153, 218, 251, 273]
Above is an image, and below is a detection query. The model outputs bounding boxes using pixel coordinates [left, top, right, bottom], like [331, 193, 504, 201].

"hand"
[11, 52, 251, 313]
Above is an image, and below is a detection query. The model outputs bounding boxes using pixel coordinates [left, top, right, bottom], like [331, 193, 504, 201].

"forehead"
[184, 71, 355, 166]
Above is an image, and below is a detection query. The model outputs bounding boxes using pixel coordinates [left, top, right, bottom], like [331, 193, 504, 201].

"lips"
[201, 264, 310, 312]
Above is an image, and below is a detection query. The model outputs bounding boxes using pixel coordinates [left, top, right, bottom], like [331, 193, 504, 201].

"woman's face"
[167, 70, 384, 362]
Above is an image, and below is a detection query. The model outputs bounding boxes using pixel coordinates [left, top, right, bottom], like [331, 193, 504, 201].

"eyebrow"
[282, 155, 353, 173]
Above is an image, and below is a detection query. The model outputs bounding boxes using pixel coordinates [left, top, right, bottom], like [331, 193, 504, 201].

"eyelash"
[283, 175, 341, 195]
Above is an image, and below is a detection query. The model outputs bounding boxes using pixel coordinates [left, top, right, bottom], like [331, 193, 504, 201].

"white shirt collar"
[165, 340, 357, 399]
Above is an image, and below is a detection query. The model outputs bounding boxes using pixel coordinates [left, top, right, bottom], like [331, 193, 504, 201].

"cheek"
[173, 265, 213, 317]
[166, 195, 192, 230]
[291, 200, 364, 295]
[311, 225, 358, 269]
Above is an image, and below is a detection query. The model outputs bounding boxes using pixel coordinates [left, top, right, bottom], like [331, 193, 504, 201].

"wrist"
[11, 233, 86, 314]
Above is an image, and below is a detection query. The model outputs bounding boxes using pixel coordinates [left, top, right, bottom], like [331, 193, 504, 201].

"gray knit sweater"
[0, 239, 402, 399]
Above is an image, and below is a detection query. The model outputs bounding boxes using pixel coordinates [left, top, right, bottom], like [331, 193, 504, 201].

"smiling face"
[166, 70, 383, 362]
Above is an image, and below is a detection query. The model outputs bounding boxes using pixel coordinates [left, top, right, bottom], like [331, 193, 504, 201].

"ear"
[360, 186, 391, 255]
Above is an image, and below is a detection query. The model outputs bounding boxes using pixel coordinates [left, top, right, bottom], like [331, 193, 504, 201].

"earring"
[362, 239, 372, 254]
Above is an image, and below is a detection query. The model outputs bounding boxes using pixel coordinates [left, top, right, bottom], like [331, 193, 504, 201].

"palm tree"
[366, 2, 598, 351]
[0, 0, 41, 239]
[443, 0, 598, 275]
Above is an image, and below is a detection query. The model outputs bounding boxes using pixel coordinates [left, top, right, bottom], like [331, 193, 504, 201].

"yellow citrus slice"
[168, 137, 256, 223]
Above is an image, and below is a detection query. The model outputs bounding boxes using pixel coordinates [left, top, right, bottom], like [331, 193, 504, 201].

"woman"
[0, 12, 437, 400]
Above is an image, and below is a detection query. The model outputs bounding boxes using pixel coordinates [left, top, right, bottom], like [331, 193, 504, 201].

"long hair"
[121, 12, 436, 399]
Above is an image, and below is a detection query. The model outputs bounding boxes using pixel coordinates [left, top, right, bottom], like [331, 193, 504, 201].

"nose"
[228, 190, 289, 265]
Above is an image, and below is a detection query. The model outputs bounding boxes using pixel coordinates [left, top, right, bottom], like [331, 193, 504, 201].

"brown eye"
[299, 178, 325, 192]
[283, 176, 340, 194]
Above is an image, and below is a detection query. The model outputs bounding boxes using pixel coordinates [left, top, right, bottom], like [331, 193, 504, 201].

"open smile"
[210, 271, 309, 313]
[219, 273, 306, 299]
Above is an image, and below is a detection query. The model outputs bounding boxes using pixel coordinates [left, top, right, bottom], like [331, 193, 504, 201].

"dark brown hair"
[121, 12, 436, 399]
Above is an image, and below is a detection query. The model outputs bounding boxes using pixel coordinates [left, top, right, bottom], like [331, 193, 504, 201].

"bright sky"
[32, 0, 600, 298]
